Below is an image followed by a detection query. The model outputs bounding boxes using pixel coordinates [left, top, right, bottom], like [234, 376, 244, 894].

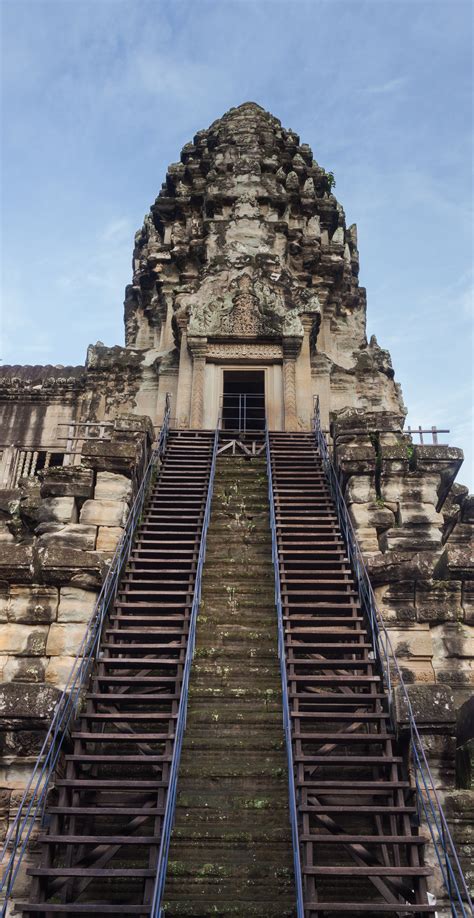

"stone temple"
[0, 103, 472, 917]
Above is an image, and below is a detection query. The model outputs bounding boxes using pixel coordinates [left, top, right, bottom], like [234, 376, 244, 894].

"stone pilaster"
[295, 315, 315, 428]
[189, 339, 207, 429]
[175, 317, 193, 428]
[282, 338, 300, 431]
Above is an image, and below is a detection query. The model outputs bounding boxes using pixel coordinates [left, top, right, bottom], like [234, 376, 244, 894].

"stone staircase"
[163, 456, 295, 917]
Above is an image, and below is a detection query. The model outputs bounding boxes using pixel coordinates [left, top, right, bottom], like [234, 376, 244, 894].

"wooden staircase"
[18, 430, 215, 917]
[268, 432, 436, 917]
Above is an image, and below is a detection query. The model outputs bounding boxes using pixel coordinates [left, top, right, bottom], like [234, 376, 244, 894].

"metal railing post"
[265, 427, 305, 918]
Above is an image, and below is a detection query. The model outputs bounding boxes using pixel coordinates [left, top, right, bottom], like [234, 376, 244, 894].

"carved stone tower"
[119, 101, 403, 433]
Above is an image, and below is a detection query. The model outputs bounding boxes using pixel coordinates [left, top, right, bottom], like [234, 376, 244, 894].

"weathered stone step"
[201, 586, 275, 598]
[162, 899, 295, 917]
[185, 706, 283, 723]
[168, 828, 291, 848]
[187, 685, 282, 701]
[203, 547, 272, 560]
[200, 562, 274, 576]
[178, 735, 285, 753]
[194, 616, 276, 647]
[178, 774, 289, 794]
[192, 642, 279, 658]
[194, 648, 279, 663]
[210, 507, 270, 518]
[178, 751, 287, 779]
[166, 851, 294, 874]
[175, 791, 290, 811]
[192, 650, 279, 664]
[199, 599, 277, 613]
[197, 610, 275, 620]
[200, 576, 274, 588]
[191, 663, 280, 682]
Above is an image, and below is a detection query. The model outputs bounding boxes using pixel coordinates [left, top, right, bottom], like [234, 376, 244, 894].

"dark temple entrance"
[222, 370, 266, 431]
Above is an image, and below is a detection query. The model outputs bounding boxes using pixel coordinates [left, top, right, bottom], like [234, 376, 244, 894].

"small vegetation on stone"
[322, 170, 336, 193]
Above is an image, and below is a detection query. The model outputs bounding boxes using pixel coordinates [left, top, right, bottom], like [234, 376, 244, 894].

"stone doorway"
[222, 369, 266, 431]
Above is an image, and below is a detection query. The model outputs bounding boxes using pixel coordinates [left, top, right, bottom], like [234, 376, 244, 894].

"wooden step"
[28, 867, 155, 877]
[38, 833, 162, 844]
[18, 906, 151, 914]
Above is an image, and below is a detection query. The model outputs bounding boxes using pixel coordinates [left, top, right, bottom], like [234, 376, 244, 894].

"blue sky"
[1, 0, 473, 486]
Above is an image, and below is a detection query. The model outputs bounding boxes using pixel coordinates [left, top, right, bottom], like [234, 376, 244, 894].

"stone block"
[388, 624, 433, 659]
[432, 623, 474, 685]
[81, 439, 141, 474]
[0, 587, 8, 623]
[8, 585, 58, 624]
[382, 475, 440, 507]
[46, 622, 87, 656]
[437, 623, 474, 659]
[398, 659, 435, 683]
[0, 683, 61, 719]
[384, 525, 442, 552]
[350, 502, 395, 531]
[462, 582, 474, 623]
[0, 625, 48, 656]
[349, 525, 380, 554]
[58, 586, 97, 623]
[375, 581, 416, 624]
[2, 656, 45, 682]
[442, 543, 474, 580]
[40, 466, 94, 499]
[37, 543, 107, 587]
[94, 472, 132, 502]
[416, 580, 462, 624]
[37, 496, 77, 525]
[79, 499, 127, 527]
[399, 500, 443, 528]
[96, 526, 123, 551]
[336, 445, 375, 478]
[0, 543, 35, 585]
[39, 523, 97, 551]
[0, 522, 14, 543]
[344, 476, 377, 504]
[367, 549, 440, 586]
[45, 655, 77, 688]
[394, 683, 456, 730]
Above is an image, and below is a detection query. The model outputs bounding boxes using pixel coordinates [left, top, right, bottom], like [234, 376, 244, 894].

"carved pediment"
[187, 270, 320, 341]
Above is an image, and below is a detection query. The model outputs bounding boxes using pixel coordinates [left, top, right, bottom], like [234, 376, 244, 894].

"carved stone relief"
[206, 343, 282, 360]
[187, 271, 319, 341]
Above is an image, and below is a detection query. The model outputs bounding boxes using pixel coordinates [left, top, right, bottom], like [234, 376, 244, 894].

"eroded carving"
[206, 343, 282, 360]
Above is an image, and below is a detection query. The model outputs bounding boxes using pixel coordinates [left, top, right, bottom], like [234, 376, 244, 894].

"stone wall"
[0, 416, 153, 860]
[332, 410, 474, 897]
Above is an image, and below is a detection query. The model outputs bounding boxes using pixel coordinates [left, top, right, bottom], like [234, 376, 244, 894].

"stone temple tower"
[110, 101, 403, 431]
[0, 104, 472, 917]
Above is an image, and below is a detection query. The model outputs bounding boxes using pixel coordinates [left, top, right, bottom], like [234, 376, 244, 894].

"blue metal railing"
[0, 396, 172, 914]
[265, 428, 305, 918]
[151, 425, 219, 918]
[313, 400, 473, 918]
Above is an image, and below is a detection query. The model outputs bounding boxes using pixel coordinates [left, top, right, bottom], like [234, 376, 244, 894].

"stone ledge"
[39, 467, 94, 499]
[394, 683, 456, 733]
[0, 682, 61, 720]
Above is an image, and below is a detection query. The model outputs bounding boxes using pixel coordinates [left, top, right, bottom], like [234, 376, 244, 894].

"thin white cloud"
[101, 218, 132, 243]
[365, 76, 408, 94]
